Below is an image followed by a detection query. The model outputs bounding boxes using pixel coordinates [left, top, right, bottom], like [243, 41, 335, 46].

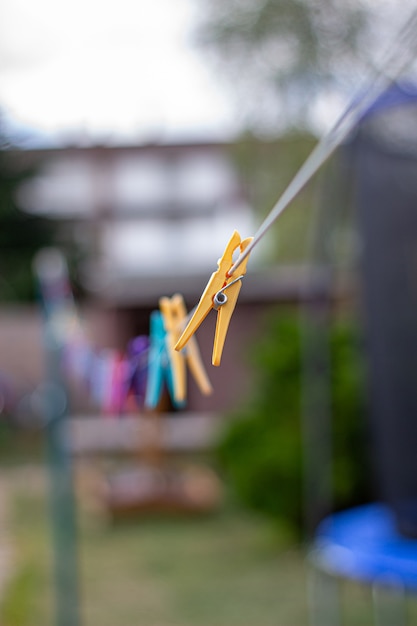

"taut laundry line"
[228, 6, 417, 277]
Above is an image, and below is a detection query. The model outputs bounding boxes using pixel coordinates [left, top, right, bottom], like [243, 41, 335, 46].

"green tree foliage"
[0, 123, 55, 302]
[195, 0, 370, 131]
[216, 309, 370, 538]
[227, 134, 319, 264]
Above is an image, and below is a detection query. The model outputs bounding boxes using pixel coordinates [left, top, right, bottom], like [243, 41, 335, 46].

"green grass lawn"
[1, 463, 310, 626]
[4, 463, 415, 626]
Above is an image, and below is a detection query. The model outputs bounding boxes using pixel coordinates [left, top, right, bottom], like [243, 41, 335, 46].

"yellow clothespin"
[160, 293, 213, 402]
[175, 230, 253, 366]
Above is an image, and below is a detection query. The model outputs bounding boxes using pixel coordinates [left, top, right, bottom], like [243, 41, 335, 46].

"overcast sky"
[1, 0, 416, 147]
[0, 0, 239, 144]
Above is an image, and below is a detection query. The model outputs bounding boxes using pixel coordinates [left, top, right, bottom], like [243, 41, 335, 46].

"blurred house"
[3, 141, 323, 416]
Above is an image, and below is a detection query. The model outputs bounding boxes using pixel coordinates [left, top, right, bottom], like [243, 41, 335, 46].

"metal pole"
[35, 249, 81, 626]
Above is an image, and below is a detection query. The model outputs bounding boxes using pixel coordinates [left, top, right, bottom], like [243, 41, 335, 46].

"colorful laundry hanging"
[35, 249, 213, 413]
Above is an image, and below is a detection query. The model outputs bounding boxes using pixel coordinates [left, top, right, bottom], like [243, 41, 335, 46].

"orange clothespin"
[160, 293, 213, 402]
[175, 230, 253, 366]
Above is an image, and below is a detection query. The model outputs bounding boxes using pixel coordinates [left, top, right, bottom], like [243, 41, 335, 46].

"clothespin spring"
[213, 275, 244, 311]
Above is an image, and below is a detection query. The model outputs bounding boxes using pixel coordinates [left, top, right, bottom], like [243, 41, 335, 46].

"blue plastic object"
[145, 310, 184, 410]
[313, 504, 417, 589]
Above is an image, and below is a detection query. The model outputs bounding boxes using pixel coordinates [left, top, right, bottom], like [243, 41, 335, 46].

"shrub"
[216, 308, 370, 537]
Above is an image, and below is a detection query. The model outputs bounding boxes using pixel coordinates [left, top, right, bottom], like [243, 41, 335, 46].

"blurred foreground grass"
[3, 463, 413, 626]
[1, 463, 309, 626]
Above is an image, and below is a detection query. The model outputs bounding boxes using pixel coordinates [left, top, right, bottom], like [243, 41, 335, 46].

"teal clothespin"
[145, 310, 185, 410]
